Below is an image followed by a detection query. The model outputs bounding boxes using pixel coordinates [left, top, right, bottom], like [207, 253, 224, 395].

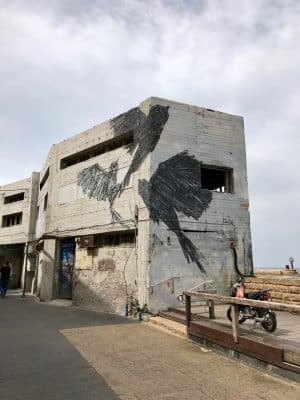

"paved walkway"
[1, 294, 299, 400]
[62, 319, 300, 399]
[0, 294, 122, 400]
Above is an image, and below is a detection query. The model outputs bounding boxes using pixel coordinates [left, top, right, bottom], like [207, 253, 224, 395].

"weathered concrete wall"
[35, 101, 153, 309]
[37, 239, 57, 300]
[140, 98, 252, 312]
[73, 240, 137, 314]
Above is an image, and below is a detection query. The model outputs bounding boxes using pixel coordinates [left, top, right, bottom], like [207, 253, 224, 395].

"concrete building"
[0, 97, 253, 314]
[0, 173, 39, 290]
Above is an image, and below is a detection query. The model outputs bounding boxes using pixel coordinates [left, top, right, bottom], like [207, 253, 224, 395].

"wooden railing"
[184, 291, 300, 344]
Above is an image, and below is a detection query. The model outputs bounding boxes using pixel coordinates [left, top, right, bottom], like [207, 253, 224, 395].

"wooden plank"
[231, 304, 239, 343]
[188, 321, 283, 365]
[184, 291, 300, 313]
[185, 294, 191, 327]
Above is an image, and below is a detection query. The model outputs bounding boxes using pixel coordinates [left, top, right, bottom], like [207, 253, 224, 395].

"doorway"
[58, 238, 75, 299]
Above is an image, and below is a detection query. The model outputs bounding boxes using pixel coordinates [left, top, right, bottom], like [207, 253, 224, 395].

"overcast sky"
[0, 0, 299, 268]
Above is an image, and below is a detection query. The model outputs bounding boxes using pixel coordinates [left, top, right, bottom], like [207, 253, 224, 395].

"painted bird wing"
[110, 107, 146, 141]
[78, 164, 111, 201]
[150, 151, 212, 220]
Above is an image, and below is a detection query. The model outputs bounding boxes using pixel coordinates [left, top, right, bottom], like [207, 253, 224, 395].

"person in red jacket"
[0, 261, 11, 298]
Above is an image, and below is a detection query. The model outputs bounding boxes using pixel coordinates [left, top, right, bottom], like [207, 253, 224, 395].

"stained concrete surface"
[0, 294, 125, 400]
[62, 321, 300, 400]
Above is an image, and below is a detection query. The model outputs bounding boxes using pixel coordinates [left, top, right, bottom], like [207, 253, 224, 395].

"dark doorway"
[58, 238, 75, 299]
[0, 244, 24, 289]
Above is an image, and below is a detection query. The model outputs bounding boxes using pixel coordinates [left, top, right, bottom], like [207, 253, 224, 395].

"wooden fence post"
[231, 304, 239, 343]
[185, 294, 191, 327]
[208, 300, 215, 319]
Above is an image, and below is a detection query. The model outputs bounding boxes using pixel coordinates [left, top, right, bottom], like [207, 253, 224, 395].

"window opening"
[40, 167, 49, 190]
[4, 192, 25, 204]
[44, 193, 48, 211]
[97, 231, 135, 247]
[60, 131, 134, 170]
[2, 212, 23, 227]
[201, 166, 233, 193]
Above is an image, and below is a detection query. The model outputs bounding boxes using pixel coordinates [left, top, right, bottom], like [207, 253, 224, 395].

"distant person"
[0, 261, 11, 298]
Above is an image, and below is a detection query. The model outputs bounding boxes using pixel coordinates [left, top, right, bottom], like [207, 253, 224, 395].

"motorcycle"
[226, 278, 277, 333]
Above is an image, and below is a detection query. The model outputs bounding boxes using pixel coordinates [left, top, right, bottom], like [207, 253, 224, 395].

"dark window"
[97, 231, 135, 247]
[4, 192, 25, 204]
[2, 212, 23, 227]
[43, 193, 48, 211]
[201, 166, 233, 193]
[40, 167, 49, 190]
[60, 131, 134, 170]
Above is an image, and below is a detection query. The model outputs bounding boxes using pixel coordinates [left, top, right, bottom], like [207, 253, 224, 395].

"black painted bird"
[111, 104, 169, 189]
[77, 105, 169, 225]
[138, 151, 213, 272]
[78, 161, 123, 224]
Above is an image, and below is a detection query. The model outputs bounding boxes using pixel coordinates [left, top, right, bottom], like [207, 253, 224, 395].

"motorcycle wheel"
[226, 307, 246, 324]
[261, 310, 277, 332]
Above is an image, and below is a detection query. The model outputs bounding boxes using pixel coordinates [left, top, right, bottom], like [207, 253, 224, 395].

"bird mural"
[78, 161, 122, 223]
[77, 104, 169, 224]
[111, 104, 169, 189]
[138, 151, 213, 272]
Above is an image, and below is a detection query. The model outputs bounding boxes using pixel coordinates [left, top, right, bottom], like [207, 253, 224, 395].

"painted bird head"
[109, 161, 118, 170]
[148, 105, 169, 127]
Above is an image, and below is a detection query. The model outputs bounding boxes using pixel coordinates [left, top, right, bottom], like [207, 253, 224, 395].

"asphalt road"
[0, 294, 130, 400]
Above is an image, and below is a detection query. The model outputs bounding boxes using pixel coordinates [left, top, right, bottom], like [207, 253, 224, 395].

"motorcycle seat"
[246, 291, 263, 300]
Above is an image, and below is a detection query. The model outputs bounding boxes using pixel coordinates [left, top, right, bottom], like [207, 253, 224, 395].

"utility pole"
[21, 241, 28, 297]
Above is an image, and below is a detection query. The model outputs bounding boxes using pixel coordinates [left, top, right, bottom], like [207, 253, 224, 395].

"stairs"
[159, 308, 186, 325]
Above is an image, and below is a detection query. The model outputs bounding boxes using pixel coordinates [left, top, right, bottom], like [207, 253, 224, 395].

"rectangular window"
[201, 166, 233, 193]
[96, 231, 135, 247]
[43, 193, 48, 211]
[40, 167, 49, 190]
[4, 192, 25, 204]
[2, 212, 23, 227]
[60, 131, 134, 170]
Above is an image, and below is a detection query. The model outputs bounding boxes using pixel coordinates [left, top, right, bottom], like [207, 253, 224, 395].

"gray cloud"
[0, 0, 299, 268]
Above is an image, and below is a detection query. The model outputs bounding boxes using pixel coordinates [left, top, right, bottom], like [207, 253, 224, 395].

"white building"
[0, 173, 39, 290]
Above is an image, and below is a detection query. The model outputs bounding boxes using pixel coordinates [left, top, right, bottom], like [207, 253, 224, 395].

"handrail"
[177, 280, 216, 302]
[184, 291, 300, 343]
[183, 291, 300, 313]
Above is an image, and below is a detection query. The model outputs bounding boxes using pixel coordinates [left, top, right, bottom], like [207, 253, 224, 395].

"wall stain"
[139, 150, 213, 272]
[98, 258, 116, 272]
